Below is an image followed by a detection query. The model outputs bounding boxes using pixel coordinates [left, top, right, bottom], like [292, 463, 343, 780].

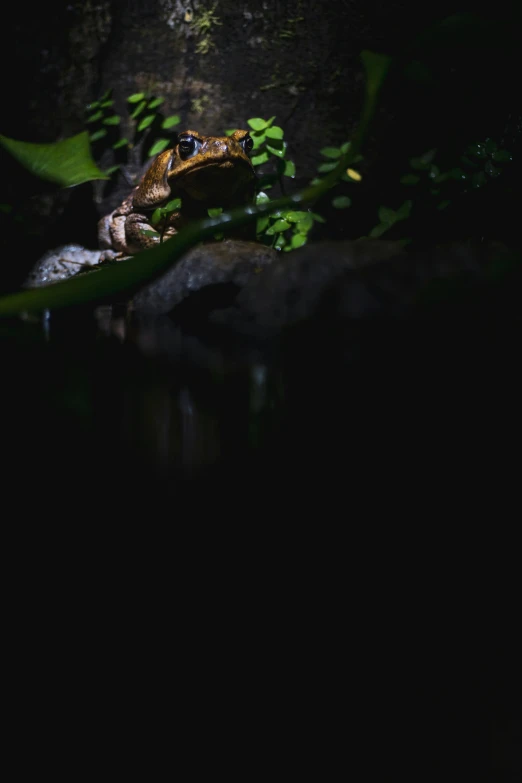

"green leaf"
[266, 141, 286, 158]
[361, 50, 391, 99]
[310, 177, 322, 185]
[265, 126, 284, 140]
[484, 138, 497, 155]
[86, 101, 100, 110]
[437, 200, 451, 210]
[103, 165, 120, 176]
[252, 132, 266, 149]
[290, 233, 307, 249]
[127, 93, 146, 103]
[369, 222, 390, 238]
[251, 151, 269, 166]
[432, 172, 449, 184]
[296, 214, 314, 233]
[247, 117, 269, 131]
[340, 142, 351, 154]
[256, 191, 271, 205]
[141, 229, 160, 238]
[317, 161, 337, 173]
[332, 195, 351, 208]
[0, 132, 109, 186]
[151, 208, 163, 226]
[395, 200, 412, 220]
[378, 206, 396, 224]
[274, 234, 286, 250]
[256, 216, 270, 233]
[492, 149, 512, 163]
[137, 114, 156, 131]
[224, 129, 237, 136]
[148, 97, 164, 109]
[89, 129, 108, 142]
[267, 219, 291, 234]
[207, 207, 223, 217]
[467, 142, 487, 159]
[320, 147, 342, 159]
[285, 211, 309, 222]
[130, 101, 147, 119]
[100, 99, 114, 108]
[161, 115, 180, 130]
[449, 167, 467, 181]
[410, 149, 437, 170]
[148, 138, 170, 156]
[100, 89, 112, 102]
[103, 115, 121, 125]
[283, 160, 296, 177]
[112, 137, 129, 150]
[310, 212, 325, 223]
[164, 198, 182, 211]
[400, 173, 420, 185]
[86, 111, 103, 124]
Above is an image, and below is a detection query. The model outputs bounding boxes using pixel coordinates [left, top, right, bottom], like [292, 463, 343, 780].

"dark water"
[3, 271, 521, 516]
[2, 296, 520, 781]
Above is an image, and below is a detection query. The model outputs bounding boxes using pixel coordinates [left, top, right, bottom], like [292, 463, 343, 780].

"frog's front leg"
[124, 211, 180, 254]
[124, 212, 163, 254]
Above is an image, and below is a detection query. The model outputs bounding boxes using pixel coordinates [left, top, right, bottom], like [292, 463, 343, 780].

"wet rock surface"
[130, 237, 517, 341]
[130, 239, 278, 315]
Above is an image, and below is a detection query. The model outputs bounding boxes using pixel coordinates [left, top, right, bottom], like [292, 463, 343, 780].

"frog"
[98, 129, 256, 259]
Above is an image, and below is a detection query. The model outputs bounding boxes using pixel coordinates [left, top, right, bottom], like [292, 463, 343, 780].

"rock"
[24, 244, 103, 288]
[209, 239, 405, 335]
[209, 239, 516, 338]
[131, 239, 278, 315]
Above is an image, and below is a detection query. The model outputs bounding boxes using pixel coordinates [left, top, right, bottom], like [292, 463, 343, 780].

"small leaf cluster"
[401, 139, 513, 200]
[369, 201, 412, 238]
[126, 92, 180, 157]
[85, 89, 121, 151]
[139, 198, 183, 242]
[255, 192, 325, 251]
[310, 142, 363, 212]
[228, 117, 323, 250]
[85, 89, 181, 176]
[369, 137, 513, 239]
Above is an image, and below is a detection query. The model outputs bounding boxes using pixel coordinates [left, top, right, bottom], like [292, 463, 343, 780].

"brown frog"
[98, 129, 256, 259]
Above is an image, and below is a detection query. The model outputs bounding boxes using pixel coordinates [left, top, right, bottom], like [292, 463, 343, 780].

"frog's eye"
[241, 135, 254, 154]
[178, 135, 201, 160]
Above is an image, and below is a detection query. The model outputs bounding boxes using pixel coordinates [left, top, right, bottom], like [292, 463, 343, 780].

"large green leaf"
[0, 131, 108, 187]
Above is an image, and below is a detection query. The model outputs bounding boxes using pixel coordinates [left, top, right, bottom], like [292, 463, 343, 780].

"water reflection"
[91, 304, 281, 485]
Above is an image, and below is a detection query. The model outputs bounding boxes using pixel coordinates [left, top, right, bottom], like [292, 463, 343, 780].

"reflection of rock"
[24, 244, 102, 288]
[131, 239, 278, 315]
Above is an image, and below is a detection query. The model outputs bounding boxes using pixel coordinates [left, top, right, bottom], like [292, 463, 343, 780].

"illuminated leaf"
[0, 131, 108, 186]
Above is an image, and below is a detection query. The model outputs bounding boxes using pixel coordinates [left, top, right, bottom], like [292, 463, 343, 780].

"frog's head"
[133, 129, 256, 209]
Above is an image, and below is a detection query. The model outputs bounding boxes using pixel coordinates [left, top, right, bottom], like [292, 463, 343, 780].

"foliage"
[0, 131, 107, 187]
[368, 137, 514, 240]
[0, 50, 391, 316]
[226, 116, 326, 251]
[86, 88, 180, 167]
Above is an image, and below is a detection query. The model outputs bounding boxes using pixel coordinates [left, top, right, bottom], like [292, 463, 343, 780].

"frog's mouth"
[173, 159, 255, 201]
